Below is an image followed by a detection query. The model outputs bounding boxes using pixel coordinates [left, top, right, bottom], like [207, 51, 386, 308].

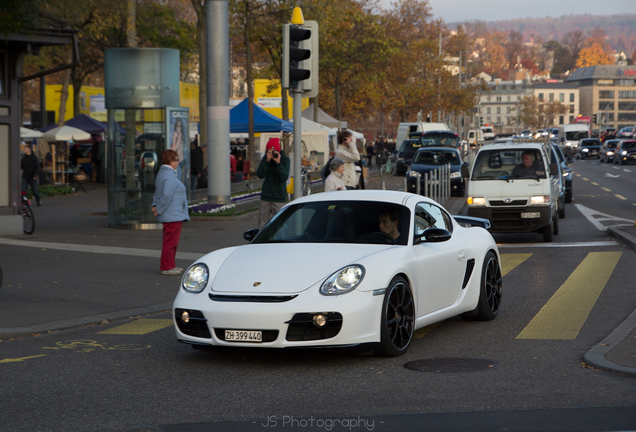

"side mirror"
[415, 228, 452, 244]
[549, 162, 559, 175]
[243, 228, 259, 242]
[461, 164, 470, 179]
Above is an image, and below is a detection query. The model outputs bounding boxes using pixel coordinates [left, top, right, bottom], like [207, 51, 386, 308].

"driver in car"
[512, 151, 545, 178]
[379, 211, 401, 241]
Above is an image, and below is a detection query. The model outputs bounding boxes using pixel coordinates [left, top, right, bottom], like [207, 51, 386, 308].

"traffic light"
[592, 113, 597, 124]
[282, 24, 311, 91]
[480, 117, 484, 127]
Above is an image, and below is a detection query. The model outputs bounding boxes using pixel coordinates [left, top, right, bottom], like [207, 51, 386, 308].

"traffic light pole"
[292, 90, 302, 200]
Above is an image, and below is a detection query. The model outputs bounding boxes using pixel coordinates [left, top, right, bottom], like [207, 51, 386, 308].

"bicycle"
[380, 152, 396, 178]
[21, 191, 35, 235]
[300, 163, 316, 196]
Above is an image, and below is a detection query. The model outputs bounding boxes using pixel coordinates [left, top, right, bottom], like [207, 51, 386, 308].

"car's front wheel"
[462, 251, 502, 321]
[376, 276, 414, 357]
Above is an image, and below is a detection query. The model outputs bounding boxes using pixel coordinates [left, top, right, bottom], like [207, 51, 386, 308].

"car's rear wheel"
[565, 184, 573, 203]
[542, 218, 554, 242]
[559, 202, 566, 219]
[376, 276, 414, 357]
[462, 251, 502, 321]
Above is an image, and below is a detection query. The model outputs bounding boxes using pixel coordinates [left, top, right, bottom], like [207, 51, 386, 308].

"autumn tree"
[518, 96, 568, 130]
[576, 28, 615, 68]
[505, 31, 525, 70]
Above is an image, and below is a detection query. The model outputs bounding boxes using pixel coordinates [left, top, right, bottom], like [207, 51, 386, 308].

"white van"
[396, 122, 450, 147]
[466, 140, 563, 242]
[558, 124, 590, 157]
[480, 126, 495, 140]
[467, 129, 485, 147]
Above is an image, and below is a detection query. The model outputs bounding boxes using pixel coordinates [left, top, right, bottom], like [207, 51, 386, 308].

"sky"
[380, 0, 635, 24]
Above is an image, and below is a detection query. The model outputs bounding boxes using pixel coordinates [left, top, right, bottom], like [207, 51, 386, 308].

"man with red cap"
[256, 137, 290, 228]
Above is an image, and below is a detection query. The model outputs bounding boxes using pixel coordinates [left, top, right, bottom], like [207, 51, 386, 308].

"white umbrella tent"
[42, 125, 92, 184]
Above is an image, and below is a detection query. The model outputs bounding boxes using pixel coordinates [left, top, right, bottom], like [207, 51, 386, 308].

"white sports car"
[173, 190, 502, 356]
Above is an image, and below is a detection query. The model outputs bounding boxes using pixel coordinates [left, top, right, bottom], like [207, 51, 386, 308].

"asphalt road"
[1, 164, 635, 432]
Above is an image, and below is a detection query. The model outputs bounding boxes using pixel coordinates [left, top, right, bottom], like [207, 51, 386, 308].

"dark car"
[578, 138, 601, 159]
[600, 139, 620, 163]
[396, 131, 461, 175]
[613, 140, 636, 165]
[617, 127, 633, 138]
[552, 143, 574, 204]
[406, 147, 469, 197]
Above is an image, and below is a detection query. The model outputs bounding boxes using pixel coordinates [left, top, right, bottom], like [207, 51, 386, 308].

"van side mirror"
[461, 164, 470, 178]
[549, 162, 559, 175]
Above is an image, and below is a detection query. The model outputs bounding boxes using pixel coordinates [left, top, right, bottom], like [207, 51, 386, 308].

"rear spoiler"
[453, 215, 491, 230]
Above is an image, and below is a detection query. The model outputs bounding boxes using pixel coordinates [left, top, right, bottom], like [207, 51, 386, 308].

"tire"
[380, 164, 393, 178]
[462, 251, 502, 321]
[542, 219, 553, 242]
[565, 185, 573, 203]
[559, 202, 565, 219]
[376, 276, 414, 357]
[553, 214, 559, 235]
[22, 204, 35, 235]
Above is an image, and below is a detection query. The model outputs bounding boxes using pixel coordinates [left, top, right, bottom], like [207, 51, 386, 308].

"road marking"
[414, 323, 440, 339]
[516, 252, 622, 340]
[0, 354, 47, 363]
[582, 177, 589, 181]
[97, 319, 173, 335]
[497, 241, 618, 248]
[575, 204, 634, 231]
[0, 238, 202, 261]
[615, 194, 627, 200]
[500, 253, 532, 276]
[591, 182, 599, 186]
[604, 173, 620, 178]
[601, 187, 612, 192]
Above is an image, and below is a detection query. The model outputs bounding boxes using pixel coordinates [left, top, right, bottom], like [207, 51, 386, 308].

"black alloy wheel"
[463, 251, 502, 321]
[377, 277, 414, 357]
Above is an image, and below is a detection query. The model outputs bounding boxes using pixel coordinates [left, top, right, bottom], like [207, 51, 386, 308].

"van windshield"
[565, 131, 590, 141]
[472, 149, 547, 180]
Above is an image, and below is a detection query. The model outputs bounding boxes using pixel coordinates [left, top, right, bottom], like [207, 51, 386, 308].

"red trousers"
[160, 221, 183, 271]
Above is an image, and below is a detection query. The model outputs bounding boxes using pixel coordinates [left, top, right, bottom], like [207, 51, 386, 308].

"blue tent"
[40, 113, 125, 136]
[230, 99, 293, 133]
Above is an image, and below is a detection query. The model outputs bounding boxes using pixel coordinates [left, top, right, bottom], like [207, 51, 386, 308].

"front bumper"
[618, 152, 636, 164]
[468, 205, 552, 233]
[173, 287, 385, 349]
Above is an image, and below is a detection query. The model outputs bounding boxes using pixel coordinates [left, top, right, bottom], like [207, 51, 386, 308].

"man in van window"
[512, 151, 545, 178]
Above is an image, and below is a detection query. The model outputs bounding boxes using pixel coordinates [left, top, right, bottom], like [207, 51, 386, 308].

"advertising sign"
[166, 107, 190, 190]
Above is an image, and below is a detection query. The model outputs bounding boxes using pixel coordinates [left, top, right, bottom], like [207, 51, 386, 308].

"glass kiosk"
[104, 48, 189, 229]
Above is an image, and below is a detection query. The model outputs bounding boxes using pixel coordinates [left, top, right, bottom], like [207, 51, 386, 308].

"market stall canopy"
[20, 127, 43, 139]
[39, 114, 123, 135]
[348, 129, 365, 139]
[43, 125, 91, 142]
[291, 117, 337, 135]
[302, 103, 347, 129]
[230, 99, 293, 133]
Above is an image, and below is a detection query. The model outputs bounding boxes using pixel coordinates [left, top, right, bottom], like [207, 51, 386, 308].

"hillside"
[451, 14, 636, 56]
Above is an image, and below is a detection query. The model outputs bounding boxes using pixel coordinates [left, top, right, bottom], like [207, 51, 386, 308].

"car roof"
[290, 189, 436, 208]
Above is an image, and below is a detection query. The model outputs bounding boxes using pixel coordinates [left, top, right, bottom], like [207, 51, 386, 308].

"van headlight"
[530, 195, 550, 205]
[468, 196, 486, 207]
[564, 141, 572, 147]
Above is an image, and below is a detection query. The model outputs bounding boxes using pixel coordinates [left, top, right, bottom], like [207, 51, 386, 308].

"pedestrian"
[151, 149, 190, 276]
[190, 140, 204, 190]
[21, 143, 41, 206]
[365, 141, 375, 167]
[323, 158, 346, 192]
[91, 138, 102, 182]
[256, 137, 290, 228]
[335, 130, 360, 190]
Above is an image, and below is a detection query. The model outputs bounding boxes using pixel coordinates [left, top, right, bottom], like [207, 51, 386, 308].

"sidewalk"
[0, 178, 634, 376]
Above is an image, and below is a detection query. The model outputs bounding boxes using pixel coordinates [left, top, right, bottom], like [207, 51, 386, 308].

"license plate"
[225, 330, 262, 342]
[521, 212, 540, 219]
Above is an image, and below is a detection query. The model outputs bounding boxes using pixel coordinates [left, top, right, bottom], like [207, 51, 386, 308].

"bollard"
[381, 179, 386, 190]
[403, 177, 407, 192]
[415, 172, 421, 195]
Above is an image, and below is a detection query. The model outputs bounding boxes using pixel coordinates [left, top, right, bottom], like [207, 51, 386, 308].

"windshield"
[410, 132, 460, 147]
[565, 130, 590, 141]
[472, 148, 547, 180]
[581, 139, 601, 147]
[622, 141, 636, 149]
[253, 201, 411, 246]
[399, 140, 423, 158]
[606, 141, 618, 149]
[413, 149, 460, 165]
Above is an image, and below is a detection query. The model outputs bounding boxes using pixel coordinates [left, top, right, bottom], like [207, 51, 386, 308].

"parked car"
[578, 138, 602, 159]
[173, 190, 502, 357]
[600, 139, 620, 163]
[406, 147, 469, 197]
[613, 140, 636, 165]
[519, 129, 532, 138]
[398, 131, 461, 175]
[552, 143, 574, 203]
[395, 138, 423, 176]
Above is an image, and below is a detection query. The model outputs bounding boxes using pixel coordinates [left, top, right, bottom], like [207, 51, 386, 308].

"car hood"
[209, 243, 391, 294]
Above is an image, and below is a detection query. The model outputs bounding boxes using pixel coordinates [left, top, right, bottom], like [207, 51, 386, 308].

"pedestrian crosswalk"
[100, 251, 624, 342]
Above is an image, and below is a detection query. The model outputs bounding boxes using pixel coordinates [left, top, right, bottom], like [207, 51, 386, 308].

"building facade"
[567, 65, 636, 130]
[532, 82, 580, 126]
[479, 81, 534, 135]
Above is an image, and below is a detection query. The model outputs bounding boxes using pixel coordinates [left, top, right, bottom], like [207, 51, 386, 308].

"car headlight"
[320, 265, 365, 296]
[450, 171, 461, 179]
[408, 171, 421, 178]
[397, 157, 405, 162]
[607, 151, 614, 155]
[530, 195, 550, 205]
[182, 264, 209, 293]
[564, 141, 572, 147]
[582, 148, 589, 152]
[468, 196, 486, 206]
[622, 150, 628, 156]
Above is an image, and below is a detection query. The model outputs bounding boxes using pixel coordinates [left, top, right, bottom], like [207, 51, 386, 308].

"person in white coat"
[335, 130, 360, 189]
[324, 158, 346, 192]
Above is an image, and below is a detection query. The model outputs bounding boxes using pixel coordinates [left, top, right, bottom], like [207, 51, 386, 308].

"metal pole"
[403, 177, 407, 192]
[292, 90, 302, 200]
[206, 0, 231, 205]
[415, 173, 421, 195]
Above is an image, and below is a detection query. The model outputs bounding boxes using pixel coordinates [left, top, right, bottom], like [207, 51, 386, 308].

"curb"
[583, 307, 636, 376]
[607, 225, 636, 251]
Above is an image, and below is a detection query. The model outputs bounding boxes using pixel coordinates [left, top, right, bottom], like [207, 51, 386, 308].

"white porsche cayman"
[173, 190, 502, 356]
